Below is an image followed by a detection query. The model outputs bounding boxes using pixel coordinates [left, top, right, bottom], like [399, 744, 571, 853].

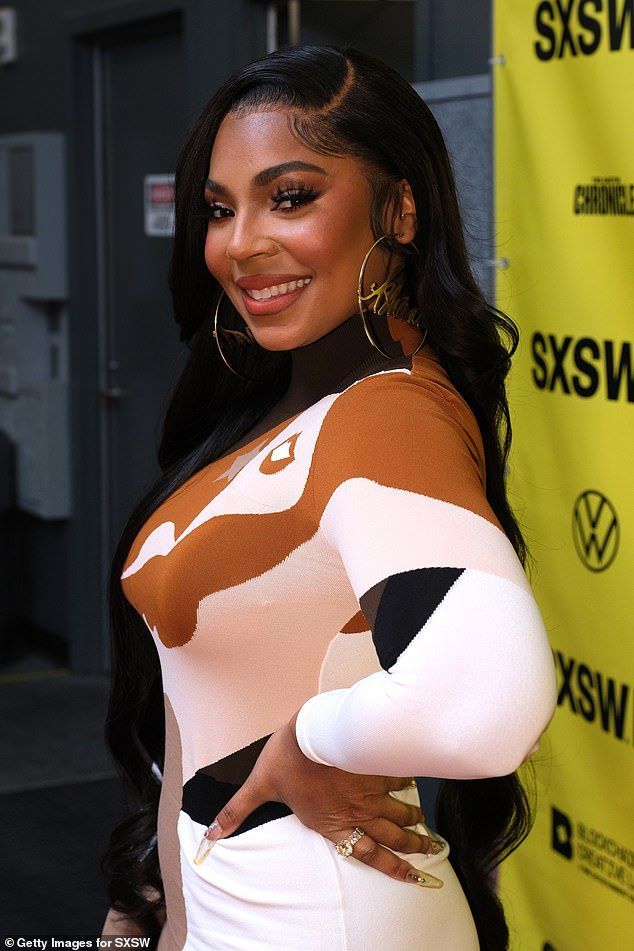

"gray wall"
[416, 0, 492, 79]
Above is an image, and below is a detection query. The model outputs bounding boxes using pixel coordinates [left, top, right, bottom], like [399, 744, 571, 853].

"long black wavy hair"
[101, 44, 540, 949]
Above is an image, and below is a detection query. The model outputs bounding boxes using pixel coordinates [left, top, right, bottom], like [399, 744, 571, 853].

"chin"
[246, 321, 307, 351]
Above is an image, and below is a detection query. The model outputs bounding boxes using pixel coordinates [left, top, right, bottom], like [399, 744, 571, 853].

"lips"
[238, 279, 312, 317]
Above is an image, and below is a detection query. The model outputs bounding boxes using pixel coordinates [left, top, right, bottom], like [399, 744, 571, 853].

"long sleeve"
[294, 366, 558, 779]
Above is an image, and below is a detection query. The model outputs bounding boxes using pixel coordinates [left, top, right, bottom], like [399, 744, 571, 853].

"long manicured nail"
[426, 838, 445, 854]
[205, 819, 223, 841]
[193, 835, 213, 865]
[407, 869, 444, 888]
[193, 819, 223, 865]
[423, 831, 446, 854]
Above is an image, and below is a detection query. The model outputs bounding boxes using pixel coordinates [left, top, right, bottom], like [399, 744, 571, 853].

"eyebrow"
[205, 161, 329, 195]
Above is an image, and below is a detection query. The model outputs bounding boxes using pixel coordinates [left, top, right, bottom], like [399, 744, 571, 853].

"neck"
[280, 310, 407, 409]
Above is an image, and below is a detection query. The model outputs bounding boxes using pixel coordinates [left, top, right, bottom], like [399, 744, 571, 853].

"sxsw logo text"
[534, 0, 634, 60]
[555, 651, 631, 743]
[531, 333, 634, 402]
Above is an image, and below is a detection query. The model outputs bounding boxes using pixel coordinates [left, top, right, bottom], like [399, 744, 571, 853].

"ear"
[393, 178, 417, 246]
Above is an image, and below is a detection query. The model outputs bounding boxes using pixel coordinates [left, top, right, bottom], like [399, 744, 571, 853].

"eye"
[192, 198, 229, 221]
[197, 202, 229, 221]
[271, 185, 320, 213]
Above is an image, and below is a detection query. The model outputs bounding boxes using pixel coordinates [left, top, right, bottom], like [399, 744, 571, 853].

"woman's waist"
[174, 771, 450, 879]
[177, 768, 444, 843]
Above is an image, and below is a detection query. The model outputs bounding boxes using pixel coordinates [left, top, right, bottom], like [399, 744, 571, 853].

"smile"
[239, 278, 313, 316]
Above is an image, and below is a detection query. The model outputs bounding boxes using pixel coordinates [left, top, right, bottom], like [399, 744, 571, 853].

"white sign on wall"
[143, 173, 175, 237]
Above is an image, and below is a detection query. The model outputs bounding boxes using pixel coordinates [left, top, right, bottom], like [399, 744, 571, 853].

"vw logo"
[572, 490, 619, 571]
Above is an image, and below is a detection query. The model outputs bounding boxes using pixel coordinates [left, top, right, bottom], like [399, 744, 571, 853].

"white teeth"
[245, 277, 312, 300]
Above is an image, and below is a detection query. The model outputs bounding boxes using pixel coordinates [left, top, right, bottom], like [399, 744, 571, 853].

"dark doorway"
[71, 12, 190, 673]
[97, 16, 189, 557]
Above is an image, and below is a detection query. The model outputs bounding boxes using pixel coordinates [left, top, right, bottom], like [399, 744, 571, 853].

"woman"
[101, 44, 557, 950]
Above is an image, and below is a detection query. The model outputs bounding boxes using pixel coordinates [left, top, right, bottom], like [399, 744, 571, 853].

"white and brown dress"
[121, 343, 557, 950]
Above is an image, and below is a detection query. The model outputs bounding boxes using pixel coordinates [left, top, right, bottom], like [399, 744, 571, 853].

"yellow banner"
[492, 2, 634, 948]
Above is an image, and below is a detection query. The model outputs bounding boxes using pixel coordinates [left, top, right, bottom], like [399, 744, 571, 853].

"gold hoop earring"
[357, 232, 428, 359]
[212, 289, 267, 383]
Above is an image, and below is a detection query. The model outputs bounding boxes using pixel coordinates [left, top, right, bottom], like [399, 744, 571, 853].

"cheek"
[289, 222, 350, 281]
[203, 229, 223, 277]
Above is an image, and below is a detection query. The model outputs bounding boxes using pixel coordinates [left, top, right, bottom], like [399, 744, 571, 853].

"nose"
[225, 211, 277, 263]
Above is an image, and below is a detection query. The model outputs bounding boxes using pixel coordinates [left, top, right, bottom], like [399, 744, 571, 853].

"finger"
[378, 796, 426, 828]
[383, 775, 418, 792]
[362, 817, 446, 856]
[333, 828, 444, 889]
[193, 782, 264, 865]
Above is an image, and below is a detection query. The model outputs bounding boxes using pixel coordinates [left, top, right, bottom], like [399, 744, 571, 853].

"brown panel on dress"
[309, 355, 501, 534]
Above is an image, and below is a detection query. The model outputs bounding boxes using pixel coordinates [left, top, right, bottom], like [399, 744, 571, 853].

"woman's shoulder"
[306, 345, 490, 522]
[317, 345, 485, 479]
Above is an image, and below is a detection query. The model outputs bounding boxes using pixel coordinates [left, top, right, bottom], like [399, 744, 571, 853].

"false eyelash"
[270, 183, 320, 212]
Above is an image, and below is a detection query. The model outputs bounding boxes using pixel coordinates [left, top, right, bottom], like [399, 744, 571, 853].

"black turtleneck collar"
[278, 309, 413, 412]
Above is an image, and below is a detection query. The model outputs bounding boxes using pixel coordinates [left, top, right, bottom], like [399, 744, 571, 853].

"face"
[202, 109, 409, 351]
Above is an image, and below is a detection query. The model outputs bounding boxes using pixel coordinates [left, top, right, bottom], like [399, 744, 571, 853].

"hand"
[194, 709, 445, 887]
